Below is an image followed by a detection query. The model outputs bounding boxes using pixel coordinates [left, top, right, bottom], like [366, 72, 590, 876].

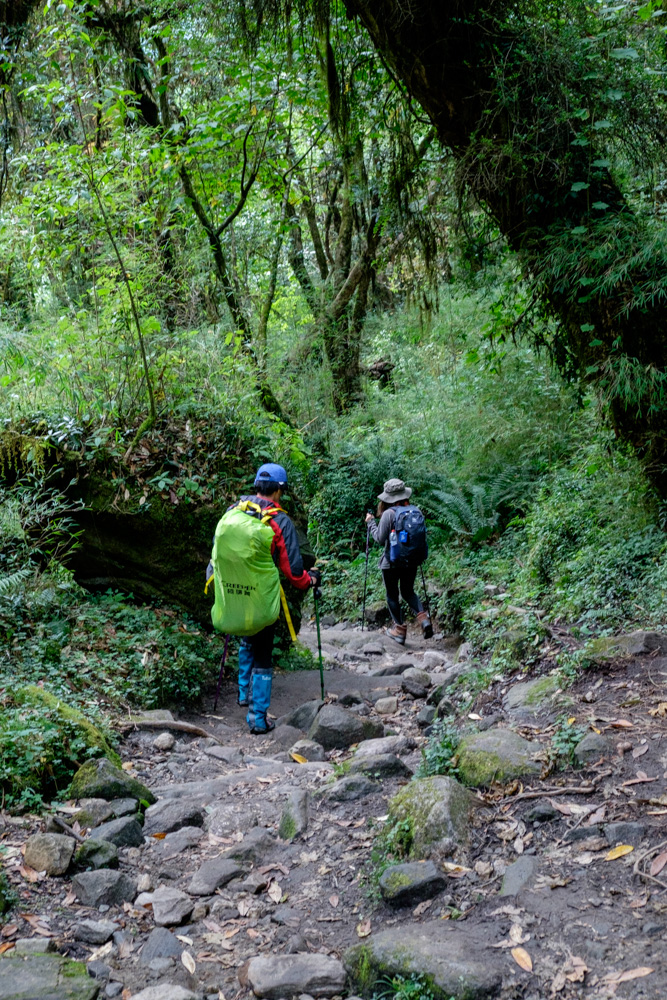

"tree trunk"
[345, 0, 667, 490]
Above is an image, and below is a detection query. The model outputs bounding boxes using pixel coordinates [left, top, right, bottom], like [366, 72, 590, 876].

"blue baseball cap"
[254, 462, 288, 487]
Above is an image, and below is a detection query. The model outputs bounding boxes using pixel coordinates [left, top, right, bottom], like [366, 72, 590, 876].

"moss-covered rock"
[388, 776, 474, 857]
[457, 728, 541, 787]
[0, 953, 99, 999]
[344, 923, 502, 999]
[73, 839, 119, 872]
[69, 758, 155, 804]
[584, 630, 667, 664]
[503, 674, 564, 717]
[493, 627, 530, 665]
[379, 860, 446, 906]
[14, 687, 120, 767]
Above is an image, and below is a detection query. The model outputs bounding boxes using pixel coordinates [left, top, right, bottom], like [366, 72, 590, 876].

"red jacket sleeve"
[269, 514, 312, 590]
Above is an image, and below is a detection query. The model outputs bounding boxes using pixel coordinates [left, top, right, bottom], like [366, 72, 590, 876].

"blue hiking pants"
[238, 639, 253, 703]
[246, 623, 275, 732]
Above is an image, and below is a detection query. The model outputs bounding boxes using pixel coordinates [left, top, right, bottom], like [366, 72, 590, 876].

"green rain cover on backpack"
[210, 501, 281, 636]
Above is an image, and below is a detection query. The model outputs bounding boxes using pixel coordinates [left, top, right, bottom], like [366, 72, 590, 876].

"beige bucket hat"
[378, 478, 412, 503]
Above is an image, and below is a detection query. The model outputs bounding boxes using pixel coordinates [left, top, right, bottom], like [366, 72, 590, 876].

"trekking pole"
[213, 633, 230, 712]
[313, 588, 325, 700]
[361, 520, 371, 631]
[420, 564, 433, 625]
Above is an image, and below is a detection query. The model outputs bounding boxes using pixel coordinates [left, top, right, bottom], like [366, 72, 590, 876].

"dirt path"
[1, 621, 666, 1000]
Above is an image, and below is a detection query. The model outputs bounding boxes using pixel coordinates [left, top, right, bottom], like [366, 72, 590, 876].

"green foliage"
[417, 718, 460, 778]
[372, 974, 444, 1000]
[0, 698, 111, 810]
[549, 715, 587, 769]
[367, 816, 413, 892]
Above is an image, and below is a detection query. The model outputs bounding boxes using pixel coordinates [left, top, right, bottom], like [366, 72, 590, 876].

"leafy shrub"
[549, 715, 587, 769]
[417, 718, 461, 777]
[0, 700, 112, 809]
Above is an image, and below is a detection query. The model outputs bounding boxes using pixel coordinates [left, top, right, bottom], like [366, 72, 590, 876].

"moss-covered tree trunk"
[344, 0, 667, 491]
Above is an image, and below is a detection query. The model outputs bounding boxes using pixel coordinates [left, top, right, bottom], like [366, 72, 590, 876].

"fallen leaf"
[510, 924, 530, 944]
[628, 895, 648, 908]
[237, 899, 251, 917]
[267, 882, 282, 904]
[442, 862, 471, 875]
[329, 895, 339, 908]
[565, 956, 588, 983]
[605, 844, 634, 861]
[610, 719, 634, 728]
[413, 899, 432, 916]
[356, 919, 371, 938]
[632, 744, 648, 758]
[511, 946, 533, 972]
[19, 865, 45, 883]
[586, 805, 606, 825]
[474, 860, 493, 877]
[176, 935, 193, 946]
[151, 832, 167, 840]
[247, 927, 260, 939]
[121, 761, 135, 771]
[0, 943, 14, 954]
[548, 800, 573, 816]
[62, 890, 76, 906]
[567, 716, 576, 725]
[1, 925, 17, 938]
[602, 967, 653, 984]
[468, 713, 482, 720]
[182, 951, 196, 974]
[648, 702, 667, 717]
[300, 851, 318, 864]
[650, 851, 667, 876]
[289, 752, 308, 764]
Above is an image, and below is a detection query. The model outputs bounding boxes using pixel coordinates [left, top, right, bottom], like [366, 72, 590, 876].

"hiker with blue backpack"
[365, 478, 432, 645]
[208, 463, 320, 735]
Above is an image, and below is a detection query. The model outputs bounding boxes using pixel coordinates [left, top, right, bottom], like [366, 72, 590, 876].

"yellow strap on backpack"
[280, 585, 297, 642]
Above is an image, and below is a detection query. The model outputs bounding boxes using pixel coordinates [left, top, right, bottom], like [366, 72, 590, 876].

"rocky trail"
[1, 620, 667, 1000]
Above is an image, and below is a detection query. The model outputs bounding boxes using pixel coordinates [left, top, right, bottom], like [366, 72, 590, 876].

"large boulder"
[69, 758, 155, 804]
[308, 704, 383, 750]
[243, 954, 346, 998]
[187, 858, 243, 895]
[0, 954, 99, 1000]
[503, 674, 563, 717]
[354, 735, 416, 758]
[278, 700, 323, 732]
[91, 816, 144, 848]
[24, 833, 74, 876]
[345, 923, 502, 999]
[457, 728, 541, 787]
[585, 630, 667, 663]
[143, 798, 206, 836]
[388, 776, 474, 857]
[71, 870, 137, 907]
[14, 686, 120, 767]
[323, 775, 377, 803]
[348, 754, 413, 780]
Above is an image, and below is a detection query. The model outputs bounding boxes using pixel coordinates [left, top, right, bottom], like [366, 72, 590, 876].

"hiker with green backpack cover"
[207, 463, 319, 734]
[365, 477, 432, 645]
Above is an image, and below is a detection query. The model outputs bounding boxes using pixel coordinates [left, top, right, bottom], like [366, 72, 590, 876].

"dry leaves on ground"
[605, 845, 634, 861]
[356, 919, 371, 938]
[511, 946, 533, 972]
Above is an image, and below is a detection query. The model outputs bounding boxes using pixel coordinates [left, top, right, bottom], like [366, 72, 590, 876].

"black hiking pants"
[382, 566, 423, 624]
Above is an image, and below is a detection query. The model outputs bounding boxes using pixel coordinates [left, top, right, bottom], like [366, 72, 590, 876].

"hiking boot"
[250, 719, 276, 736]
[417, 611, 433, 639]
[387, 622, 407, 645]
[237, 694, 249, 707]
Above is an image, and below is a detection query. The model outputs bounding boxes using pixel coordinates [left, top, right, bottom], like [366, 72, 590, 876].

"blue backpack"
[389, 505, 428, 568]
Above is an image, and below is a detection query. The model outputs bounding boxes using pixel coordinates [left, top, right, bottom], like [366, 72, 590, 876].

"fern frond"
[0, 568, 31, 596]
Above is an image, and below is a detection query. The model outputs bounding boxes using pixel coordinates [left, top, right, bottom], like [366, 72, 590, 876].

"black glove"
[309, 569, 322, 600]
